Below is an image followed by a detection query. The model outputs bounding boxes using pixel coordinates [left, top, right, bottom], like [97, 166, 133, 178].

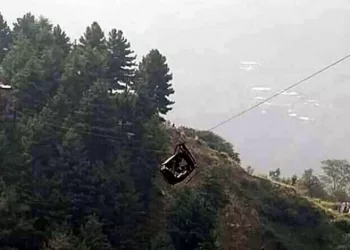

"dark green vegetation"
[179, 127, 240, 163]
[0, 12, 174, 250]
[0, 11, 233, 250]
[267, 159, 350, 202]
[240, 176, 343, 250]
[1, 11, 350, 250]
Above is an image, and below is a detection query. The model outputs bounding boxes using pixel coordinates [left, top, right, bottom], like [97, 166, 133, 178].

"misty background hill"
[3, 0, 350, 176]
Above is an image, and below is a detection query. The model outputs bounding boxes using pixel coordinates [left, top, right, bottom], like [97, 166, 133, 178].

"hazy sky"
[2, 0, 350, 176]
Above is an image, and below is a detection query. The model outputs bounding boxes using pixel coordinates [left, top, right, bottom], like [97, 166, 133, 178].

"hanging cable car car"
[160, 142, 197, 185]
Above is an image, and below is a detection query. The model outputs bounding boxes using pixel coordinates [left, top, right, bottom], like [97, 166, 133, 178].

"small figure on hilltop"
[246, 165, 254, 175]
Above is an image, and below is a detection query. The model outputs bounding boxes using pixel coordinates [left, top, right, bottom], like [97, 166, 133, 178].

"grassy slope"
[151, 126, 350, 250]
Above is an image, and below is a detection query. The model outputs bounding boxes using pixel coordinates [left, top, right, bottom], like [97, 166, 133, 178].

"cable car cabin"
[160, 143, 196, 185]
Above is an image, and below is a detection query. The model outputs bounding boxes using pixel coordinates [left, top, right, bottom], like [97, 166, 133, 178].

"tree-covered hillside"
[0, 11, 178, 250]
[1, 11, 350, 250]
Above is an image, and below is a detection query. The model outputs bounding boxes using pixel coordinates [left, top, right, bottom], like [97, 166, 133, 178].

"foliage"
[168, 189, 224, 249]
[179, 127, 240, 163]
[0, 12, 12, 63]
[167, 167, 230, 250]
[331, 189, 349, 202]
[42, 225, 77, 250]
[297, 168, 329, 199]
[335, 230, 350, 250]
[236, 175, 343, 250]
[1, 10, 349, 250]
[135, 49, 174, 118]
[269, 168, 281, 181]
[106, 29, 136, 91]
[77, 215, 112, 250]
[320, 159, 350, 197]
[0, 12, 174, 250]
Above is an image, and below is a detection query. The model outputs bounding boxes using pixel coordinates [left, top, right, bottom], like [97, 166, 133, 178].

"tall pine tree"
[12, 13, 37, 43]
[135, 49, 174, 118]
[0, 12, 12, 63]
[106, 29, 136, 91]
[0, 11, 181, 250]
[79, 22, 106, 51]
[4, 13, 63, 114]
[53, 25, 71, 55]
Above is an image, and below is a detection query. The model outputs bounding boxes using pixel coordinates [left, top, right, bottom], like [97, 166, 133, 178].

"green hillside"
[0, 11, 350, 250]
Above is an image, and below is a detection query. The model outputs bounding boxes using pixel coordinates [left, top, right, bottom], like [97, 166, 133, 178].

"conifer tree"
[53, 25, 71, 55]
[43, 225, 77, 250]
[135, 49, 174, 117]
[70, 81, 118, 163]
[35, 16, 54, 52]
[4, 14, 62, 114]
[77, 215, 112, 250]
[2, 39, 46, 113]
[12, 13, 37, 43]
[106, 29, 136, 91]
[60, 44, 107, 110]
[0, 13, 12, 63]
[60, 45, 89, 103]
[79, 22, 106, 51]
[0, 11, 182, 250]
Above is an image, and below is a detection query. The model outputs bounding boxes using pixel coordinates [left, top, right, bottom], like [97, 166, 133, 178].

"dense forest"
[0, 11, 181, 249]
[0, 11, 243, 250]
[1, 11, 350, 250]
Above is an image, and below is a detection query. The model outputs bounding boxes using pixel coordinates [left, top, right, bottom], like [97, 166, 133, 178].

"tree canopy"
[0, 11, 179, 250]
[1, 10, 348, 250]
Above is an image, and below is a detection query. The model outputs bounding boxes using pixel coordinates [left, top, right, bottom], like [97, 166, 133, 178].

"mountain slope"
[151, 125, 350, 250]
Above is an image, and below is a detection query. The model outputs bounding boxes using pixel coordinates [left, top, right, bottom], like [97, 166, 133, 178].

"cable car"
[160, 142, 196, 185]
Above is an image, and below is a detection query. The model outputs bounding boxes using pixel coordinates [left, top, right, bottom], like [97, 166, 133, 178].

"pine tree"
[12, 13, 37, 42]
[2, 39, 46, 113]
[0, 11, 180, 250]
[77, 215, 112, 250]
[22, 111, 71, 227]
[4, 14, 62, 114]
[60, 44, 107, 110]
[60, 46, 89, 105]
[35, 16, 54, 52]
[43, 225, 77, 250]
[2, 38, 35, 82]
[70, 81, 118, 163]
[39, 23, 70, 99]
[98, 156, 142, 249]
[79, 22, 106, 51]
[168, 189, 220, 250]
[53, 25, 71, 55]
[77, 22, 108, 82]
[13, 13, 55, 53]
[135, 49, 174, 117]
[0, 178, 40, 249]
[54, 127, 100, 228]
[0, 13, 12, 63]
[106, 29, 136, 91]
